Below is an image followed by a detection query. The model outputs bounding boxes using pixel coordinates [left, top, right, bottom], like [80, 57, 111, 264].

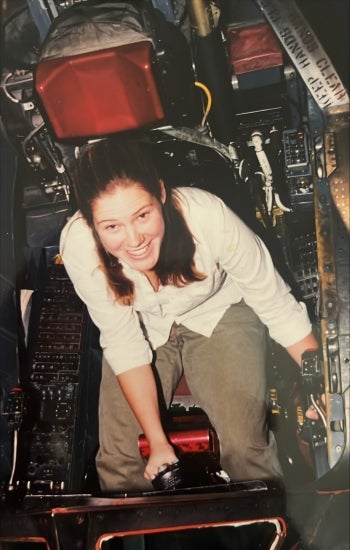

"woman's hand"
[144, 441, 178, 481]
[305, 393, 326, 421]
[285, 334, 326, 422]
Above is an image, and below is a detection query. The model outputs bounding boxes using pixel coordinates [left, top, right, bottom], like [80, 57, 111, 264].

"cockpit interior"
[0, 0, 349, 548]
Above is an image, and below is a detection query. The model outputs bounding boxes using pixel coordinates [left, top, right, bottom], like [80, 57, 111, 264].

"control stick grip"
[151, 461, 183, 491]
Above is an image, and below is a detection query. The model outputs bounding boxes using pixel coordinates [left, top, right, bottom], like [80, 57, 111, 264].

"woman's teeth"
[128, 244, 149, 257]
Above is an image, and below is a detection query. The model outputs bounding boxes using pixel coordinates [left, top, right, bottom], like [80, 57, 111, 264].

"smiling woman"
[59, 136, 317, 492]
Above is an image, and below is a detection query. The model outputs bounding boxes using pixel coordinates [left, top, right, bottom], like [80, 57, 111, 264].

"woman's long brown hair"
[74, 137, 205, 305]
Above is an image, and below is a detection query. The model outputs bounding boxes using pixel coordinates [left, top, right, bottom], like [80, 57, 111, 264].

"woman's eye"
[138, 211, 149, 220]
[105, 224, 119, 231]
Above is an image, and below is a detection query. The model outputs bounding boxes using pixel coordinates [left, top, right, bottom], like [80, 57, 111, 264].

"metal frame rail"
[0, 480, 287, 549]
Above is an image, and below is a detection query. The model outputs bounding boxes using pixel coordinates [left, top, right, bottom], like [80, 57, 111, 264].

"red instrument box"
[228, 22, 283, 75]
[35, 40, 165, 139]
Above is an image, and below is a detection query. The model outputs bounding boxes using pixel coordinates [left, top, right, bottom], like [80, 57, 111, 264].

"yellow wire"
[195, 81, 212, 127]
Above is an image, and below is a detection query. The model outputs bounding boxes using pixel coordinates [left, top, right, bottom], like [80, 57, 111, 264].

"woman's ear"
[159, 179, 166, 204]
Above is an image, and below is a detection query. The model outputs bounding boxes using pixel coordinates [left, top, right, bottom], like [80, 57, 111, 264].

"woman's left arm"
[286, 331, 319, 367]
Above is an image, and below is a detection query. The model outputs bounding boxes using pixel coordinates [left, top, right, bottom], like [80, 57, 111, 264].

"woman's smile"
[127, 243, 151, 257]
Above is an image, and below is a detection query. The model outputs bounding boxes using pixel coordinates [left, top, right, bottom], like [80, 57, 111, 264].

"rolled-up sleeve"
[59, 213, 153, 375]
[188, 190, 312, 348]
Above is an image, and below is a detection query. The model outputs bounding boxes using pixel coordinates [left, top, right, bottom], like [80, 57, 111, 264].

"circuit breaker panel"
[5, 255, 101, 494]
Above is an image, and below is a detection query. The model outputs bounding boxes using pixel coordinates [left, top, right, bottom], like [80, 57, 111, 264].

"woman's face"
[92, 179, 166, 274]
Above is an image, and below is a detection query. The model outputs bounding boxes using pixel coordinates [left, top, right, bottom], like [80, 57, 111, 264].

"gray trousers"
[95, 302, 283, 492]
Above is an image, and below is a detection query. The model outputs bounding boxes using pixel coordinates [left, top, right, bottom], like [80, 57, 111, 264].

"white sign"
[256, 0, 349, 110]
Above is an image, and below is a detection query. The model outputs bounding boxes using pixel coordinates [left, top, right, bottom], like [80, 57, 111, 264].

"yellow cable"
[195, 81, 212, 127]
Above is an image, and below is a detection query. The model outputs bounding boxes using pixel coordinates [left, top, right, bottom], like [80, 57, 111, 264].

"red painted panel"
[228, 22, 283, 75]
[35, 41, 165, 139]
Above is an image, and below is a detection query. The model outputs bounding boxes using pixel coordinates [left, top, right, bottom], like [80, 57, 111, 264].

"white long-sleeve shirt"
[60, 186, 311, 375]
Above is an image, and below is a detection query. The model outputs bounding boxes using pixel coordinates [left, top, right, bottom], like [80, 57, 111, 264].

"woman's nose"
[125, 225, 144, 247]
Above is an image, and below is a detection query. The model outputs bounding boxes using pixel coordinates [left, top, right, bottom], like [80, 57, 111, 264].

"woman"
[60, 136, 318, 492]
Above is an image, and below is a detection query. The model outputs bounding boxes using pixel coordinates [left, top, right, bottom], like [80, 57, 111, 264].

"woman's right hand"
[305, 393, 326, 421]
[144, 441, 178, 481]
